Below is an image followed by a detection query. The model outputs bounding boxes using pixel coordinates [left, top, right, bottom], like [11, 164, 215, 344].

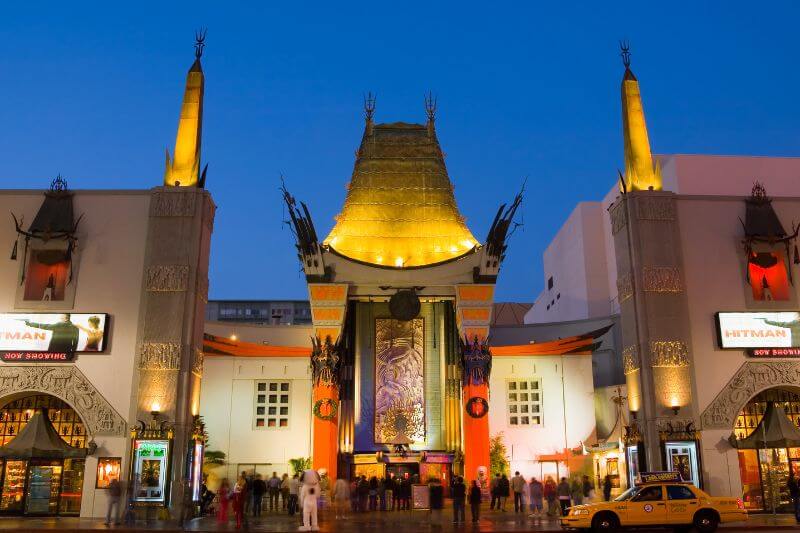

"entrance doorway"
[386, 463, 419, 481]
[733, 387, 800, 513]
[0, 394, 87, 516]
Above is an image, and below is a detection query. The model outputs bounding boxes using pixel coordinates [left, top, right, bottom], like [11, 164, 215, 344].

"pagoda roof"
[729, 402, 800, 449]
[323, 120, 478, 268]
[0, 409, 86, 459]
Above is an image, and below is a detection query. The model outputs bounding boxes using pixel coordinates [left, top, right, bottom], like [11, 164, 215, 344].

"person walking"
[557, 477, 571, 516]
[789, 472, 800, 524]
[357, 476, 370, 512]
[489, 473, 500, 510]
[288, 473, 300, 516]
[528, 477, 543, 517]
[497, 473, 510, 511]
[452, 476, 466, 524]
[217, 479, 231, 524]
[332, 476, 350, 519]
[252, 474, 266, 517]
[368, 476, 378, 511]
[378, 477, 387, 511]
[280, 473, 291, 511]
[570, 477, 583, 506]
[544, 476, 557, 517]
[602, 475, 613, 502]
[582, 475, 594, 503]
[469, 480, 482, 523]
[105, 477, 122, 525]
[232, 476, 246, 529]
[511, 471, 526, 513]
[267, 472, 281, 512]
[399, 476, 411, 511]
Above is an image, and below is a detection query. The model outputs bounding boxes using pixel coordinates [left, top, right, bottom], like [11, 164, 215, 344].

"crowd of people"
[201, 469, 617, 528]
[489, 472, 615, 517]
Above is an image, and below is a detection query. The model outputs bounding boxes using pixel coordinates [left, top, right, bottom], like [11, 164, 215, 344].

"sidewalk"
[0, 510, 795, 532]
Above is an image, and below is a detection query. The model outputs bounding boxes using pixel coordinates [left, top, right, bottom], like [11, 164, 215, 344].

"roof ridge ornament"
[424, 91, 437, 122]
[194, 28, 207, 59]
[50, 174, 68, 192]
[620, 40, 631, 69]
[364, 92, 376, 122]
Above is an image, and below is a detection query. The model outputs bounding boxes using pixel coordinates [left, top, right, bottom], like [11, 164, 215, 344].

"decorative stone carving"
[642, 266, 683, 293]
[150, 191, 196, 217]
[192, 348, 204, 377]
[0, 365, 127, 436]
[656, 418, 697, 440]
[622, 345, 639, 375]
[311, 336, 341, 387]
[196, 275, 209, 302]
[146, 265, 189, 292]
[139, 342, 182, 370]
[617, 273, 633, 303]
[649, 340, 690, 367]
[636, 197, 675, 221]
[138, 369, 179, 414]
[610, 204, 628, 234]
[701, 361, 800, 429]
[462, 337, 492, 386]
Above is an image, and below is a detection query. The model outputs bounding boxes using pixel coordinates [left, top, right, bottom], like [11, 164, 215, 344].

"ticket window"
[665, 442, 699, 488]
[627, 485, 666, 525]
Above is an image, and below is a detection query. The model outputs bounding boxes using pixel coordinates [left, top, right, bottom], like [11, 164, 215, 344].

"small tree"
[203, 450, 226, 467]
[490, 433, 510, 477]
[289, 457, 312, 475]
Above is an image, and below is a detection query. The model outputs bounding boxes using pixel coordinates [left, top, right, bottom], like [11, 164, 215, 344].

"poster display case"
[0, 460, 26, 513]
[132, 440, 170, 504]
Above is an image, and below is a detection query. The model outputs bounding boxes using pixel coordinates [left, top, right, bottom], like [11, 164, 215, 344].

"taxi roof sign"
[637, 471, 684, 484]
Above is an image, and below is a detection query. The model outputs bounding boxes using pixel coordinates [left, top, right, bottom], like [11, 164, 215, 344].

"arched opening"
[734, 386, 800, 513]
[0, 393, 88, 516]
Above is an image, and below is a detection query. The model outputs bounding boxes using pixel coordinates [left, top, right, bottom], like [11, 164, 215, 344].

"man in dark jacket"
[469, 480, 482, 523]
[497, 474, 510, 511]
[452, 476, 466, 523]
[252, 474, 266, 517]
[24, 314, 79, 353]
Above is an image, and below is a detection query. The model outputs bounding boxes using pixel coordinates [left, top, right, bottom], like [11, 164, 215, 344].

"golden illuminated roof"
[621, 46, 662, 192]
[164, 35, 205, 187]
[323, 118, 478, 268]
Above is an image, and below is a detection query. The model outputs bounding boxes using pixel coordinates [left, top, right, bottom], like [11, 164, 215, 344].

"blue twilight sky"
[2, 2, 799, 302]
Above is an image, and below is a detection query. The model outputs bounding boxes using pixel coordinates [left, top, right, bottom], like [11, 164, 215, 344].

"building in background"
[205, 299, 311, 325]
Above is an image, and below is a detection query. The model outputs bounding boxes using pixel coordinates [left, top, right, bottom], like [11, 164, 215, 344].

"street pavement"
[0, 509, 796, 532]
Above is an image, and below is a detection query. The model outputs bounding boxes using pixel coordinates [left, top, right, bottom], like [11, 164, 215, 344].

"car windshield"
[614, 487, 639, 501]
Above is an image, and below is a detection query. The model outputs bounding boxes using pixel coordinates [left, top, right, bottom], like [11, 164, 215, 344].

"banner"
[716, 312, 800, 349]
[0, 313, 109, 358]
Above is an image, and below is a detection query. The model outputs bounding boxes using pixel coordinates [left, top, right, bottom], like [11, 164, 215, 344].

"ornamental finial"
[194, 28, 207, 59]
[620, 40, 631, 69]
[364, 92, 376, 121]
[425, 91, 437, 121]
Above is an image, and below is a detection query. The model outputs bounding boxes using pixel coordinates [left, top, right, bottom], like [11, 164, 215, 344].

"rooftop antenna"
[364, 92, 376, 121]
[619, 40, 631, 69]
[424, 91, 437, 122]
[195, 28, 207, 59]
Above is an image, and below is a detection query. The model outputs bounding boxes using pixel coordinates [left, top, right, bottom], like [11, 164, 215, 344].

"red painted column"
[462, 382, 490, 485]
[312, 383, 338, 480]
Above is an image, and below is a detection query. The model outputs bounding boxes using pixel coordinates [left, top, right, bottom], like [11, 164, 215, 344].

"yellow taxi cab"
[560, 472, 747, 532]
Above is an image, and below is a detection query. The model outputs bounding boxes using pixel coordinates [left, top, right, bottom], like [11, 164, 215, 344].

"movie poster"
[374, 318, 425, 444]
[0, 313, 109, 354]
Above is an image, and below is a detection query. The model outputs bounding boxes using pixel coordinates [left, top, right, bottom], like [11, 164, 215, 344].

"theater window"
[254, 381, 290, 429]
[23, 249, 71, 302]
[748, 251, 790, 301]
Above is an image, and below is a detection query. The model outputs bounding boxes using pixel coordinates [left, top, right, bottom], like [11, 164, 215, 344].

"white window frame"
[254, 380, 291, 430]
[505, 378, 543, 427]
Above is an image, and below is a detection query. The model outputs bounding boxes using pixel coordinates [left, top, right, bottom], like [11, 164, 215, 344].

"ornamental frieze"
[636, 197, 675, 221]
[642, 266, 683, 293]
[146, 265, 190, 292]
[139, 342, 182, 370]
[649, 340, 690, 368]
[150, 191, 197, 217]
[610, 204, 628, 235]
[617, 273, 633, 303]
[0, 365, 127, 436]
[622, 345, 639, 375]
[192, 348, 204, 377]
[701, 361, 800, 429]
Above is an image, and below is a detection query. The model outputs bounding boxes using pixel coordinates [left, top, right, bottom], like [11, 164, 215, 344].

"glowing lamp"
[670, 397, 681, 416]
[104, 463, 113, 475]
[230, 334, 238, 341]
[394, 257, 404, 267]
[150, 400, 161, 414]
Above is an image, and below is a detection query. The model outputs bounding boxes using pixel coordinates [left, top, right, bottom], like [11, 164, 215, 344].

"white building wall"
[489, 354, 596, 479]
[200, 355, 313, 487]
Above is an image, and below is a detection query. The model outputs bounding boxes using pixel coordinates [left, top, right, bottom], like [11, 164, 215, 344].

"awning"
[0, 409, 87, 459]
[729, 402, 800, 449]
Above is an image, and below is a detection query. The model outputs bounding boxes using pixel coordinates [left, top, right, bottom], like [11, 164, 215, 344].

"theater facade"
[0, 39, 213, 517]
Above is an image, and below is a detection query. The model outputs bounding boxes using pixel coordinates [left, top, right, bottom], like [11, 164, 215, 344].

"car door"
[666, 484, 698, 525]
[626, 485, 667, 526]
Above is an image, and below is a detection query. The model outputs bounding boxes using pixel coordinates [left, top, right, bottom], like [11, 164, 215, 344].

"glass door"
[758, 448, 789, 513]
[58, 459, 84, 515]
[0, 460, 27, 513]
[665, 441, 699, 487]
[25, 462, 62, 515]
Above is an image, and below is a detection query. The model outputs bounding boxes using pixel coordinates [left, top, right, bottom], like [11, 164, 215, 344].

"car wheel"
[591, 512, 619, 532]
[693, 510, 719, 533]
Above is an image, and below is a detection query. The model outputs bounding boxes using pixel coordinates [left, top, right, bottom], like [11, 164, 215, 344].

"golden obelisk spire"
[164, 30, 207, 187]
[620, 42, 661, 191]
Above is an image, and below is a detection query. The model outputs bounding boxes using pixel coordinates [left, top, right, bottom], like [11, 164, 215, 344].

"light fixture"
[670, 397, 681, 416]
[230, 334, 238, 341]
[150, 400, 161, 415]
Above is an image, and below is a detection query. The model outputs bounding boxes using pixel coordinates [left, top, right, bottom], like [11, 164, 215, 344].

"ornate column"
[308, 283, 348, 479]
[454, 284, 495, 485]
[609, 191, 695, 471]
[135, 187, 214, 509]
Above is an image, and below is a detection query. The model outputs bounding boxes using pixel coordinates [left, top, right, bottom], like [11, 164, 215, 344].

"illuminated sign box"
[0, 313, 109, 361]
[716, 312, 800, 355]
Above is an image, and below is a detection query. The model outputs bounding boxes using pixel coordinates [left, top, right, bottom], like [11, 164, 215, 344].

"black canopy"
[729, 402, 800, 449]
[0, 409, 87, 459]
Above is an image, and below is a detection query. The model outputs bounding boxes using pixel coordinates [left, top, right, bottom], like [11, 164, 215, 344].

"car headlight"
[571, 509, 589, 515]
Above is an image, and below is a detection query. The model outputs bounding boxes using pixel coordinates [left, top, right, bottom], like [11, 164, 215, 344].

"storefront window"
[0, 460, 26, 512]
[0, 395, 86, 448]
[25, 461, 62, 514]
[59, 458, 85, 515]
[737, 449, 762, 510]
